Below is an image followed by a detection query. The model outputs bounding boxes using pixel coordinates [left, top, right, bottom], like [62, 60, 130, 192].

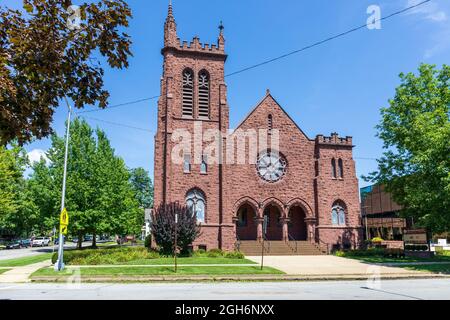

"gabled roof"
[234, 91, 313, 141]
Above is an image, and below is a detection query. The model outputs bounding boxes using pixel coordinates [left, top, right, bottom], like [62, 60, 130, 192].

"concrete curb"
[0, 261, 52, 283]
[64, 264, 258, 268]
[30, 273, 450, 283]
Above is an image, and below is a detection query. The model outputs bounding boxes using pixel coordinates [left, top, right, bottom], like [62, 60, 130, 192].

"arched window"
[338, 159, 344, 178]
[268, 114, 273, 133]
[200, 155, 208, 174]
[182, 69, 194, 117]
[183, 154, 191, 173]
[331, 158, 337, 179]
[198, 70, 210, 118]
[186, 189, 206, 223]
[331, 201, 346, 226]
[237, 207, 248, 227]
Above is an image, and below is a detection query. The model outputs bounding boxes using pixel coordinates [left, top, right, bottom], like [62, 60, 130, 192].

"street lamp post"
[174, 213, 178, 273]
[54, 97, 72, 271]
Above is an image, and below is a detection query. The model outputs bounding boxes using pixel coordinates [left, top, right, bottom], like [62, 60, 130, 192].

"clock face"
[256, 151, 287, 182]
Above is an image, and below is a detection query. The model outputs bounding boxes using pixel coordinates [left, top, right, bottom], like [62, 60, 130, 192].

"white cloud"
[406, 0, 450, 59]
[27, 149, 50, 165]
[407, 0, 447, 22]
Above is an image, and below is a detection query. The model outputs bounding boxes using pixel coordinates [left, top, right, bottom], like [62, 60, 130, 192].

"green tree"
[129, 168, 153, 238]
[0, 0, 132, 145]
[367, 64, 450, 232]
[29, 118, 141, 248]
[151, 202, 201, 255]
[0, 144, 39, 237]
[129, 167, 154, 209]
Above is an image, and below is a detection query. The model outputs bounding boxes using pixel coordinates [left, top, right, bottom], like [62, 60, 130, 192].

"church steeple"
[164, 0, 178, 48]
[218, 21, 225, 50]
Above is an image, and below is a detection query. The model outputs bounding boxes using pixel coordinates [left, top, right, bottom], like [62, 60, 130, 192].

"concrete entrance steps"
[238, 240, 325, 256]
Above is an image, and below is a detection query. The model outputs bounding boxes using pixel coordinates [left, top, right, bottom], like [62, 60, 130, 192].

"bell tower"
[153, 2, 230, 249]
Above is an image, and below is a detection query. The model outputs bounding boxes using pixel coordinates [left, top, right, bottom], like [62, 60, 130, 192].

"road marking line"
[0, 285, 19, 290]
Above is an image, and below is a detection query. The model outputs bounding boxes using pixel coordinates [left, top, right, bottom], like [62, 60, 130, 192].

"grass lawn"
[121, 257, 256, 265]
[405, 264, 450, 274]
[33, 265, 283, 277]
[0, 268, 11, 275]
[345, 255, 450, 264]
[0, 253, 52, 267]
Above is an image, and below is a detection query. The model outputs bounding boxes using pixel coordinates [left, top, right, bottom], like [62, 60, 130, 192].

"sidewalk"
[246, 255, 450, 276]
[0, 260, 52, 283]
[64, 264, 257, 268]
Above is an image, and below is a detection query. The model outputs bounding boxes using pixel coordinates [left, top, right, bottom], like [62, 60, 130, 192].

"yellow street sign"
[60, 208, 69, 226]
[60, 224, 68, 235]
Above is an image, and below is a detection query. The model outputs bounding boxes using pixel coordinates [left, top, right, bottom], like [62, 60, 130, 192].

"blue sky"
[9, 0, 450, 187]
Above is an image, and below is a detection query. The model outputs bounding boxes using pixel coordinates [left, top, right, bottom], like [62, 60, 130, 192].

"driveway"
[0, 242, 89, 261]
[247, 255, 434, 276]
[1, 279, 450, 300]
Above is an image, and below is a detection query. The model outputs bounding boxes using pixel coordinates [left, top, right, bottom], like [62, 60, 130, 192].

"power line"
[73, 1, 431, 117]
[78, 114, 154, 133]
[225, 0, 432, 77]
[355, 157, 378, 161]
[76, 96, 160, 115]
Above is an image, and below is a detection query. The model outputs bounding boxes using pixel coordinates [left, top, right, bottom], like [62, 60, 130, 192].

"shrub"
[194, 249, 206, 256]
[206, 249, 224, 258]
[151, 202, 201, 255]
[51, 246, 160, 265]
[144, 234, 152, 249]
[334, 247, 386, 258]
[224, 251, 245, 259]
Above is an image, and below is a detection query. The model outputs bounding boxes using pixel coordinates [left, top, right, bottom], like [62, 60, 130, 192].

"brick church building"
[153, 4, 362, 254]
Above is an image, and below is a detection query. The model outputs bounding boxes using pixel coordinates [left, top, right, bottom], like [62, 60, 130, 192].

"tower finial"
[168, 0, 173, 18]
[164, 0, 178, 47]
[218, 20, 225, 50]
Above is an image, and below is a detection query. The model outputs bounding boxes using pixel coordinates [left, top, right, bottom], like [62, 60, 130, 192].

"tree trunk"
[77, 232, 83, 250]
[92, 231, 97, 248]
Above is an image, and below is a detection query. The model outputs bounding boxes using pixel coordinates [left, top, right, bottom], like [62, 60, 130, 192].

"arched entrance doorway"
[236, 203, 257, 240]
[263, 205, 283, 241]
[288, 206, 307, 241]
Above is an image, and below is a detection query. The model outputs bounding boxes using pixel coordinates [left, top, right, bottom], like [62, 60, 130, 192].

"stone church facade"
[153, 4, 362, 252]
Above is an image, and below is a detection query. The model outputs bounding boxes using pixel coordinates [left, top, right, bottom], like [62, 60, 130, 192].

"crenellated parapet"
[315, 133, 353, 147]
[163, 3, 226, 57]
[178, 36, 225, 54]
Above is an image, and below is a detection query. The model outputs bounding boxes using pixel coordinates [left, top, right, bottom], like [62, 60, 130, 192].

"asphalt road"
[0, 279, 449, 300]
[0, 242, 87, 261]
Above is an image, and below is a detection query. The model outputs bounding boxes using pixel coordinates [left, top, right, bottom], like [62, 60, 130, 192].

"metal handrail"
[261, 234, 270, 253]
[235, 234, 241, 252]
[317, 238, 330, 255]
[286, 233, 298, 253]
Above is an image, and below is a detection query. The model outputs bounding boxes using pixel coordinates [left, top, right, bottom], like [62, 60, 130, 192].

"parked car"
[20, 239, 32, 248]
[7, 239, 31, 248]
[6, 240, 26, 249]
[72, 237, 79, 243]
[32, 237, 51, 247]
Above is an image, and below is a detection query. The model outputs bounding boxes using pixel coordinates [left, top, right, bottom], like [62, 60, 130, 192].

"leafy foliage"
[51, 246, 160, 265]
[0, 144, 31, 235]
[129, 167, 154, 209]
[0, 0, 132, 145]
[366, 64, 450, 232]
[26, 118, 142, 244]
[151, 202, 201, 255]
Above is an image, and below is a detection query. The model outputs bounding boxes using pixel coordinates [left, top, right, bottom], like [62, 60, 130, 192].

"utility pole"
[261, 216, 268, 271]
[54, 97, 72, 271]
[174, 213, 178, 273]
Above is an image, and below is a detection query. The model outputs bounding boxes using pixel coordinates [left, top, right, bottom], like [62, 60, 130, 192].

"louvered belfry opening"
[198, 70, 210, 118]
[182, 69, 194, 117]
